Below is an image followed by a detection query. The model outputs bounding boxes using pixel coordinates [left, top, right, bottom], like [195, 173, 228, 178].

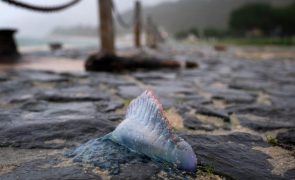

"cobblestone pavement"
[0, 45, 294, 179]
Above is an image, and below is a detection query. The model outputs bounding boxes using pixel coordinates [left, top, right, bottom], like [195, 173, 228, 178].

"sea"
[16, 34, 134, 51]
[16, 36, 99, 48]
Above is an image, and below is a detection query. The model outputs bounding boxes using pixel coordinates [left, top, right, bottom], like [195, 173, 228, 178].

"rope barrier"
[111, 1, 133, 29]
[1, 0, 81, 13]
[2, 0, 134, 29]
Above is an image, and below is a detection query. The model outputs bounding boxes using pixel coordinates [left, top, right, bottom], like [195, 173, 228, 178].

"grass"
[197, 164, 215, 176]
[216, 37, 295, 46]
[122, 98, 132, 107]
[180, 36, 295, 46]
[266, 135, 278, 146]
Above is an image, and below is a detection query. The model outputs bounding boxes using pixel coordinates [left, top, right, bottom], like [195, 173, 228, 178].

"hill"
[121, 0, 294, 34]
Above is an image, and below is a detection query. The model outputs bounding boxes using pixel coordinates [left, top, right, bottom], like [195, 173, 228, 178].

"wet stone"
[284, 169, 295, 179]
[0, 111, 14, 131]
[277, 129, 295, 149]
[237, 114, 295, 132]
[157, 97, 178, 108]
[183, 132, 288, 180]
[21, 102, 98, 124]
[0, 117, 115, 149]
[174, 96, 212, 117]
[146, 80, 195, 96]
[89, 73, 135, 87]
[267, 86, 295, 98]
[112, 160, 160, 180]
[95, 98, 124, 112]
[38, 86, 108, 102]
[0, 155, 100, 180]
[59, 71, 89, 78]
[107, 114, 123, 122]
[270, 96, 295, 109]
[179, 95, 211, 106]
[193, 105, 230, 122]
[19, 100, 48, 112]
[133, 71, 176, 81]
[229, 79, 273, 91]
[209, 88, 255, 104]
[0, 73, 9, 82]
[0, 79, 33, 96]
[227, 104, 295, 128]
[183, 115, 216, 131]
[17, 70, 69, 82]
[116, 85, 144, 99]
[227, 104, 272, 115]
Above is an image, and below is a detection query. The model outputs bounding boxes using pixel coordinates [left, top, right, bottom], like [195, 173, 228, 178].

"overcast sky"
[0, 0, 176, 37]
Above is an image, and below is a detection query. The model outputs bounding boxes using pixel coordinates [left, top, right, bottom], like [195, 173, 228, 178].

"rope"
[1, 0, 81, 13]
[111, 0, 133, 29]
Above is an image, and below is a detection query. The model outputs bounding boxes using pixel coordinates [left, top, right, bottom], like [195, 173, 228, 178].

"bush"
[174, 27, 199, 39]
[204, 28, 229, 38]
[229, 2, 295, 37]
[275, 3, 295, 36]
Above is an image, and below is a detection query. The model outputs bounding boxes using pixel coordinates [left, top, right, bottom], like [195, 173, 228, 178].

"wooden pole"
[146, 16, 152, 48]
[146, 16, 157, 49]
[151, 23, 158, 48]
[99, 0, 115, 55]
[134, 1, 142, 48]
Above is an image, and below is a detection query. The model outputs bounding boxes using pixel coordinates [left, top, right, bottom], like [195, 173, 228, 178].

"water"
[16, 34, 134, 50]
[16, 36, 98, 48]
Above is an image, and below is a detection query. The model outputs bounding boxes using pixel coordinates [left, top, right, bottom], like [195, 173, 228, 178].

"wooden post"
[145, 16, 150, 47]
[146, 16, 152, 48]
[151, 24, 158, 48]
[0, 29, 20, 61]
[99, 0, 115, 55]
[134, 1, 142, 48]
[146, 16, 157, 49]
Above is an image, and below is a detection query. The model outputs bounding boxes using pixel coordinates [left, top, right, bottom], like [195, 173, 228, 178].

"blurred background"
[1, 0, 294, 48]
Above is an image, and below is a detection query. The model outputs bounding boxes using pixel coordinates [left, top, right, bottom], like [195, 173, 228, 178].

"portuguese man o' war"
[67, 90, 197, 172]
[108, 90, 197, 172]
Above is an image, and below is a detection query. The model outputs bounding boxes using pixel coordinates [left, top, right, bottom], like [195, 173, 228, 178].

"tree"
[229, 2, 295, 36]
[204, 28, 228, 38]
[229, 3, 275, 36]
[275, 3, 295, 36]
[174, 27, 199, 39]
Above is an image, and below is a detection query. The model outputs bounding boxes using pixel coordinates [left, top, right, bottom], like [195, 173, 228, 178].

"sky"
[0, 0, 177, 37]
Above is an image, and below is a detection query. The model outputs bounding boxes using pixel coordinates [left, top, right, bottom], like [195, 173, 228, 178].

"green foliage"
[266, 135, 278, 146]
[230, 3, 275, 35]
[123, 98, 132, 107]
[174, 27, 199, 39]
[229, 2, 295, 36]
[274, 3, 295, 36]
[218, 37, 295, 46]
[197, 164, 215, 176]
[204, 28, 229, 38]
